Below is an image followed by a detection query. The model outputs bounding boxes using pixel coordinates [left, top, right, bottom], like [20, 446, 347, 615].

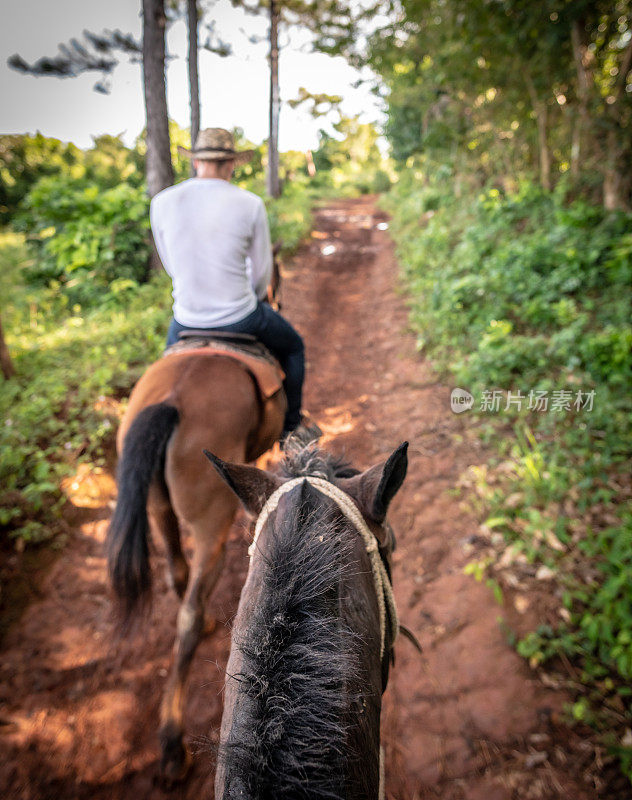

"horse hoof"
[159, 737, 192, 788]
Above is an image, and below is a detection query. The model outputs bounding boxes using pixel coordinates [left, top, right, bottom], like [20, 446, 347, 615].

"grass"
[382, 171, 632, 782]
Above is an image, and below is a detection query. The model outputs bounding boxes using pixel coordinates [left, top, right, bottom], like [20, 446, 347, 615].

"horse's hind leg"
[148, 484, 189, 599]
[158, 508, 233, 785]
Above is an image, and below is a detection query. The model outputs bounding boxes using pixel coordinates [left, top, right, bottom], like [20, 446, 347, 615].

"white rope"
[249, 476, 399, 659]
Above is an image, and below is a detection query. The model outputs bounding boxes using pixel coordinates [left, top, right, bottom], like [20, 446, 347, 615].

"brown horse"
[205, 438, 408, 799]
[106, 341, 286, 783]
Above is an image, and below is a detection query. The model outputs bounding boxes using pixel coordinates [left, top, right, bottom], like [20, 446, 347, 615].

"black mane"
[220, 452, 362, 799]
[281, 436, 360, 480]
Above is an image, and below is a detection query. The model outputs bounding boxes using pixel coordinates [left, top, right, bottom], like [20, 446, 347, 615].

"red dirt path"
[0, 197, 599, 799]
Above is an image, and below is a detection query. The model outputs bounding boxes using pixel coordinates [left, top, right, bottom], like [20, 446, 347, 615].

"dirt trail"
[0, 197, 596, 799]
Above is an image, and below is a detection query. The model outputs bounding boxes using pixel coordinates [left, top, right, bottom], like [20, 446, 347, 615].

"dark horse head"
[205, 438, 408, 800]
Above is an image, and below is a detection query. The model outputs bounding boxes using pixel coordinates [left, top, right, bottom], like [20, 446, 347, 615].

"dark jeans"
[167, 302, 304, 432]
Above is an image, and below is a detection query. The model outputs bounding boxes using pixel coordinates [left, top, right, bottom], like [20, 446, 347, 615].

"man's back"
[150, 178, 272, 327]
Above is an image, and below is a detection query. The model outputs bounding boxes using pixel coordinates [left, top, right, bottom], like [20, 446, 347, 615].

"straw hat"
[178, 128, 254, 164]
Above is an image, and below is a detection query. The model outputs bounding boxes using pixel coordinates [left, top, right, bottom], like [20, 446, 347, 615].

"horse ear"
[339, 442, 408, 525]
[203, 450, 282, 515]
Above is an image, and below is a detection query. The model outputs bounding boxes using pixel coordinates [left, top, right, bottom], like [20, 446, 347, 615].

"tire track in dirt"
[0, 197, 595, 799]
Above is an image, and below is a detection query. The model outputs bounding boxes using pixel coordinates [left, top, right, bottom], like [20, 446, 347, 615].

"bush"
[264, 182, 313, 254]
[0, 132, 144, 225]
[17, 177, 151, 307]
[383, 172, 632, 781]
[0, 230, 169, 544]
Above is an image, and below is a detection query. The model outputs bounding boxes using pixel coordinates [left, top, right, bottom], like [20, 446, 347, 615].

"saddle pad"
[163, 338, 284, 400]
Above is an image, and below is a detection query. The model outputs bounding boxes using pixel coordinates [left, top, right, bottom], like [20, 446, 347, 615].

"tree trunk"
[187, 0, 200, 177]
[570, 112, 581, 179]
[267, 0, 281, 198]
[525, 73, 551, 192]
[570, 20, 590, 181]
[602, 35, 632, 209]
[306, 149, 316, 177]
[142, 0, 174, 199]
[0, 316, 15, 379]
[603, 127, 625, 210]
[533, 101, 551, 192]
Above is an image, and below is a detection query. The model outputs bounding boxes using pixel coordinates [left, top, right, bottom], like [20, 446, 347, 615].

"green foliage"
[135, 119, 195, 184]
[0, 230, 170, 545]
[0, 133, 84, 224]
[386, 173, 632, 401]
[265, 179, 314, 254]
[312, 115, 392, 195]
[365, 0, 632, 206]
[0, 132, 144, 224]
[384, 172, 632, 779]
[230, 117, 391, 199]
[233, 127, 266, 185]
[17, 177, 151, 307]
[288, 87, 343, 117]
[84, 134, 144, 188]
[2, 132, 151, 308]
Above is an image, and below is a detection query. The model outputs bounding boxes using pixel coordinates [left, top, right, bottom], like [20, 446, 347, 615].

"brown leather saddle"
[163, 330, 285, 400]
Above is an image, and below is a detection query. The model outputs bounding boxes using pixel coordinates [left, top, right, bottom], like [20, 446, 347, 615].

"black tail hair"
[107, 402, 179, 623]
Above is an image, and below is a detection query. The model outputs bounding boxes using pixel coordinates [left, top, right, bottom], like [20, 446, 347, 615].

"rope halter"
[249, 475, 399, 659]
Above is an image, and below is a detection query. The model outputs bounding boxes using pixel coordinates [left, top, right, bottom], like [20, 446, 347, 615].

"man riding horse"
[150, 127, 305, 438]
[108, 129, 312, 783]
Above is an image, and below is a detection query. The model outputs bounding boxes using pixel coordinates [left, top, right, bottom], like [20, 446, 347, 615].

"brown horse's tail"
[107, 402, 179, 623]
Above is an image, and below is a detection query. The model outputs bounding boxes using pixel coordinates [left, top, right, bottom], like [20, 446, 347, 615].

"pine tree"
[8, 4, 173, 198]
[232, 0, 356, 197]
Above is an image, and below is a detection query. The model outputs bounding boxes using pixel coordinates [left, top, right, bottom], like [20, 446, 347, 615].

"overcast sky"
[0, 0, 382, 151]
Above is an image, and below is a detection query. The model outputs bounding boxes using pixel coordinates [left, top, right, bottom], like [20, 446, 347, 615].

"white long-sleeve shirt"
[150, 177, 272, 327]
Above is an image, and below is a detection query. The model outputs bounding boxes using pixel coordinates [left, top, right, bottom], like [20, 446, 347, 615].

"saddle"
[163, 330, 285, 400]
